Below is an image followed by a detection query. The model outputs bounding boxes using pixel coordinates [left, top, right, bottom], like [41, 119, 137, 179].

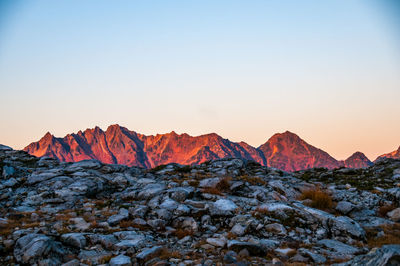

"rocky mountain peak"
[23, 125, 399, 172]
[259, 131, 340, 171]
[343, 152, 372, 168]
[41, 131, 54, 141]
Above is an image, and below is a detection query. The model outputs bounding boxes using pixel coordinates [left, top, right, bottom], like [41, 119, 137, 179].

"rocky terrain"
[1, 144, 400, 265]
[24, 125, 376, 172]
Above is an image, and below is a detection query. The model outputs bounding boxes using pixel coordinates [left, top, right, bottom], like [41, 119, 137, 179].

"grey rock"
[224, 250, 238, 263]
[259, 239, 280, 251]
[318, 239, 360, 255]
[335, 244, 400, 266]
[227, 240, 266, 256]
[210, 199, 238, 216]
[108, 208, 129, 226]
[168, 187, 194, 202]
[147, 219, 166, 230]
[299, 248, 326, 264]
[28, 172, 59, 185]
[61, 233, 86, 248]
[61, 259, 80, 266]
[67, 160, 102, 170]
[336, 201, 355, 214]
[0, 218, 8, 228]
[109, 254, 132, 266]
[86, 234, 118, 249]
[265, 223, 287, 235]
[156, 208, 173, 220]
[199, 177, 220, 188]
[206, 237, 226, 247]
[137, 183, 166, 200]
[136, 246, 163, 261]
[129, 205, 148, 218]
[2, 165, 15, 178]
[0, 144, 12, 151]
[160, 198, 179, 211]
[78, 249, 112, 265]
[14, 234, 64, 264]
[231, 224, 246, 236]
[114, 238, 146, 250]
[329, 216, 366, 239]
[69, 217, 90, 231]
[387, 208, 400, 222]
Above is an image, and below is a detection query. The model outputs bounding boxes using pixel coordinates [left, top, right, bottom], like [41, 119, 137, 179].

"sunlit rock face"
[25, 125, 379, 171]
[24, 124, 264, 169]
[342, 152, 373, 168]
[258, 131, 341, 171]
[375, 146, 400, 162]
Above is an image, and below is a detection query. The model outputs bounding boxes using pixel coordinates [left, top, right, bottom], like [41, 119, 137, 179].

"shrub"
[378, 204, 396, 217]
[200, 176, 232, 195]
[159, 247, 182, 259]
[216, 176, 232, 191]
[238, 175, 266, 185]
[201, 187, 223, 195]
[299, 188, 333, 210]
[173, 228, 194, 239]
[367, 224, 400, 247]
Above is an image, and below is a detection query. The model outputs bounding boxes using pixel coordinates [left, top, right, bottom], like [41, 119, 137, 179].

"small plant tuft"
[299, 188, 333, 210]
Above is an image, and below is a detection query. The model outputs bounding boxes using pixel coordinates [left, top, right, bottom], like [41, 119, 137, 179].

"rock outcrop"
[1, 146, 400, 264]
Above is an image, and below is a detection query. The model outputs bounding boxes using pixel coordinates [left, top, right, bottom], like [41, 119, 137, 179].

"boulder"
[107, 208, 129, 226]
[387, 208, 400, 222]
[14, 234, 65, 264]
[335, 201, 355, 215]
[206, 237, 226, 247]
[329, 216, 366, 239]
[335, 245, 400, 266]
[210, 199, 238, 216]
[136, 246, 163, 262]
[109, 254, 132, 266]
[318, 239, 360, 256]
[227, 240, 267, 256]
[137, 183, 166, 200]
[61, 233, 87, 249]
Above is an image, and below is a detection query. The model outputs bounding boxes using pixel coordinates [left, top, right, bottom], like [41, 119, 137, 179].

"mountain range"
[23, 124, 397, 171]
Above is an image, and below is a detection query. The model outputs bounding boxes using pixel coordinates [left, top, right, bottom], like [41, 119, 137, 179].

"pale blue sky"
[0, 0, 399, 160]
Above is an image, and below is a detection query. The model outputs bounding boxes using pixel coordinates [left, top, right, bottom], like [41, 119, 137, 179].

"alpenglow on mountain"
[24, 124, 373, 171]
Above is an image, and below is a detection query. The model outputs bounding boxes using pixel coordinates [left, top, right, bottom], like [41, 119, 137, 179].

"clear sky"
[0, 0, 399, 160]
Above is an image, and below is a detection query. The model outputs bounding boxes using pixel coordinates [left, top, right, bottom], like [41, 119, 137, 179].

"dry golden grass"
[286, 249, 298, 257]
[226, 231, 237, 239]
[173, 228, 194, 239]
[201, 187, 223, 195]
[119, 220, 135, 228]
[188, 179, 200, 187]
[0, 212, 42, 236]
[367, 223, 400, 248]
[201, 176, 232, 195]
[378, 204, 397, 217]
[216, 176, 232, 191]
[159, 247, 182, 259]
[251, 207, 268, 219]
[238, 175, 267, 185]
[299, 188, 333, 210]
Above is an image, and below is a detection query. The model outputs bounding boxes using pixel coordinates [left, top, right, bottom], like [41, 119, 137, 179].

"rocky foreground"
[0, 144, 400, 265]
